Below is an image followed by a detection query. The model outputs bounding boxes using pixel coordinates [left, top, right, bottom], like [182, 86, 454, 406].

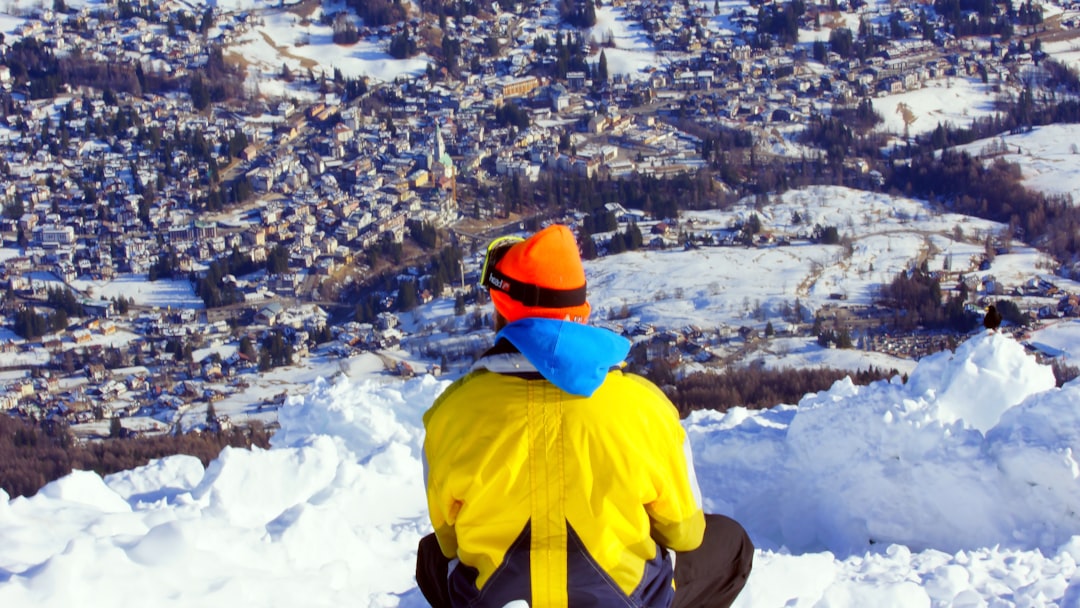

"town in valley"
[1, 0, 1080, 437]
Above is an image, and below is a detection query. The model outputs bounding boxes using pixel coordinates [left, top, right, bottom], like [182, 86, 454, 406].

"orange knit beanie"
[489, 224, 591, 324]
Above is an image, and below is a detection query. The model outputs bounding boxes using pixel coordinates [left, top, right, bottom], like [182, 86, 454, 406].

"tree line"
[878, 266, 979, 332]
[652, 348, 1075, 416]
[1, 38, 243, 104]
[193, 248, 262, 308]
[889, 149, 1080, 264]
[558, 0, 597, 29]
[344, 0, 407, 28]
[0, 413, 272, 499]
[515, 171, 722, 223]
[11, 286, 94, 339]
[653, 365, 897, 416]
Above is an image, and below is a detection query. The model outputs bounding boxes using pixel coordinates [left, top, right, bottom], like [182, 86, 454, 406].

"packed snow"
[3, 331, 1080, 606]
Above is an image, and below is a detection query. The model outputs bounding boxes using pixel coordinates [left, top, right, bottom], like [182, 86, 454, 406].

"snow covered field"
[69, 276, 205, 310]
[870, 77, 1006, 139]
[3, 333, 1080, 606]
[955, 124, 1080, 202]
[582, 185, 1026, 327]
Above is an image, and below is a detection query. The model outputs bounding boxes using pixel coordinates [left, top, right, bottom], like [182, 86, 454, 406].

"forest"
[654, 354, 1078, 415]
[878, 266, 980, 332]
[0, 413, 272, 499]
[0, 38, 243, 104]
[654, 365, 897, 416]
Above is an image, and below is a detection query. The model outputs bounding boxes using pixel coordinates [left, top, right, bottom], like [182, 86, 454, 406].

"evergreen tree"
[239, 336, 256, 361]
[109, 417, 123, 439]
[266, 244, 290, 274]
[627, 223, 643, 250]
[454, 293, 466, 316]
[578, 229, 598, 260]
[51, 308, 68, 332]
[397, 280, 418, 312]
[189, 75, 210, 111]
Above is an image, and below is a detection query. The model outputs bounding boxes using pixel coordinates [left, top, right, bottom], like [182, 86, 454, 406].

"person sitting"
[416, 224, 753, 608]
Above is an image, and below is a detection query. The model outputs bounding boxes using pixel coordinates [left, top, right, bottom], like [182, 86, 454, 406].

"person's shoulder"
[607, 369, 667, 394]
[594, 371, 684, 430]
[423, 369, 488, 424]
[599, 369, 675, 408]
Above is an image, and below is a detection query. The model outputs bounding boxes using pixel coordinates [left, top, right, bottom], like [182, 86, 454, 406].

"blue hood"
[495, 318, 631, 397]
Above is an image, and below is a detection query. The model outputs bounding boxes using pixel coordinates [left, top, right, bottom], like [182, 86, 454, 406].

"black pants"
[416, 514, 754, 608]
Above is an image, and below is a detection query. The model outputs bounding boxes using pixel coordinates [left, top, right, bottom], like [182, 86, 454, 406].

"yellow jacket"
[423, 319, 705, 607]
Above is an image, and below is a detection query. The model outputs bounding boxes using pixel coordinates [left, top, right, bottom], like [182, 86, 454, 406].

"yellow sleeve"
[425, 466, 460, 558]
[423, 385, 464, 559]
[626, 375, 706, 552]
[646, 433, 705, 552]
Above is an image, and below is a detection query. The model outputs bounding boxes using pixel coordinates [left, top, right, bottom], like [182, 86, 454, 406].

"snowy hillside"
[955, 124, 1080, 203]
[2, 332, 1080, 606]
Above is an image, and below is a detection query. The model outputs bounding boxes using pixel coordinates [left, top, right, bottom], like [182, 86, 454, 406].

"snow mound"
[106, 455, 206, 505]
[37, 469, 132, 514]
[908, 331, 1056, 431]
[2, 332, 1080, 606]
[688, 332, 1080, 556]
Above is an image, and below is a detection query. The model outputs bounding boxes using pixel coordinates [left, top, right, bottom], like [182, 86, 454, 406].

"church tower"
[431, 119, 457, 215]
[434, 122, 447, 163]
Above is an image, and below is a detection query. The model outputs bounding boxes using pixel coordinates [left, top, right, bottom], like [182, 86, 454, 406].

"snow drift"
[2, 332, 1080, 606]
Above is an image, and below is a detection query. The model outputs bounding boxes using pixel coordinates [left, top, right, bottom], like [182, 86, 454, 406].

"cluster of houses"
[0, 0, 1073, 430]
[0, 0, 1057, 277]
[0, 299, 414, 428]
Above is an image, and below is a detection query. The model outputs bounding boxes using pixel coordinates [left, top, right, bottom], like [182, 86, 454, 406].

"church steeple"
[432, 119, 454, 180]
[434, 121, 446, 161]
[430, 119, 457, 213]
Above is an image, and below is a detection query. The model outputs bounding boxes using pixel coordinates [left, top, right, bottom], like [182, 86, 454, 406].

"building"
[500, 76, 540, 98]
[255, 302, 284, 326]
[39, 226, 76, 246]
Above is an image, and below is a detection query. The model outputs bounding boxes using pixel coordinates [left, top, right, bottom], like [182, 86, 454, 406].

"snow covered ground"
[69, 276, 205, 310]
[547, 185, 1071, 331]
[954, 124, 1080, 203]
[0, 1, 1079, 599]
[585, 5, 662, 78]
[3, 332, 1080, 606]
[870, 77, 1007, 139]
[224, 4, 434, 87]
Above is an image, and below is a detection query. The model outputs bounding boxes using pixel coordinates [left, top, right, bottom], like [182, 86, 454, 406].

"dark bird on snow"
[983, 304, 1002, 331]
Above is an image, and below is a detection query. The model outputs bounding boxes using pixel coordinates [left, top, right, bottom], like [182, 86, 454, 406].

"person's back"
[417, 225, 752, 608]
[424, 317, 703, 606]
